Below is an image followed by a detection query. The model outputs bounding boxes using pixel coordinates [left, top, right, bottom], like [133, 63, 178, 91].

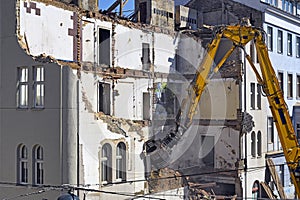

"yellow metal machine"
[145, 20, 300, 196]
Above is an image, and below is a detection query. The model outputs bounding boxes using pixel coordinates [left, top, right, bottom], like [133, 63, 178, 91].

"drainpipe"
[243, 50, 248, 199]
[60, 65, 63, 184]
[77, 80, 80, 196]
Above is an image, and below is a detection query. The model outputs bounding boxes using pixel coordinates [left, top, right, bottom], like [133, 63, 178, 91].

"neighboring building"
[0, 0, 200, 199]
[184, 0, 300, 198]
[2, 0, 300, 199]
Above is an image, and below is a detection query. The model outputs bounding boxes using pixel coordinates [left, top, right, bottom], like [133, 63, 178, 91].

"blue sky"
[98, 0, 134, 15]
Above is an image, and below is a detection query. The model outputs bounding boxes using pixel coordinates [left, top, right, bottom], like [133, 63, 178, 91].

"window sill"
[31, 107, 45, 110]
[16, 107, 29, 110]
[101, 182, 113, 187]
[17, 183, 29, 186]
[287, 97, 293, 100]
[115, 178, 126, 183]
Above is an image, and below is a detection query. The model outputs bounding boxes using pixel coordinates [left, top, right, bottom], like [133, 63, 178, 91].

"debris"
[95, 112, 146, 138]
[148, 168, 183, 193]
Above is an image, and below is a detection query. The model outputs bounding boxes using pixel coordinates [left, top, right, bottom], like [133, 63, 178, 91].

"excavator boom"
[145, 20, 300, 196]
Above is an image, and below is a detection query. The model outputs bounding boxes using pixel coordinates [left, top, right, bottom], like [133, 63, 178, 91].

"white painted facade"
[0, 0, 198, 199]
[235, 0, 300, 198]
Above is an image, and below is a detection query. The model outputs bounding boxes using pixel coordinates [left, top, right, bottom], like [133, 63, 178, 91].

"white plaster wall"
[114, 25, 152, 70]
[199, 79, 239, 120]
[82, 18, 96, 62]
[19, 1, 73, 60]
[264, 12, 300, 113]
[114, 78, 151, 120]
[154, 32, 177, 73]
[176, 34, 204, 74]
[79, 72, 146, 199]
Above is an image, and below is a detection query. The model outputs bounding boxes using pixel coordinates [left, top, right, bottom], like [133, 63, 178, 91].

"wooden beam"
[260, 182, 277, 199]
[266, 158, 287, 199]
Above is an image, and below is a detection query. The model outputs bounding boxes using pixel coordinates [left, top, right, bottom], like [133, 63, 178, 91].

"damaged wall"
[135, 0, 175, 29]
[187, 0, 263, 27]
[199, 79, 239, 120]
[175, 5, 200, 30]
[19, 0, 75, 60]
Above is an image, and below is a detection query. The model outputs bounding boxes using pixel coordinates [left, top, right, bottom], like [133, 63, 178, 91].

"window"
[143, 93, 151, 120]
[139, 2, 147, 23]
[287, 73, 293, 98]
[278, 71, 284, 91]
[296, 36, 300, 58]
[17, 67, 29, 108]
[257, 131, 262, 157]
[99, 28, 111, 66]
[267, 0, 278, 6]
[297, 75, 300, 98]
[251, 131, 256, 157]
[200, 136, 215, 167]
[116, 142, 126, 181]
[33, 145, 44, 185]
[17, 144, 28, 184]
[98, 82, 111, 115]
[250, 83, 255, 110]
[297, 3, 300, 15]
[267, 26, 273, 51]
[101, 143, 112, 183]
[250, 41, 255, 62]
[289, 1, 294, 13]
[277, 30, 283, 54]
[297, 123, 300, 141]
[33, 66, 44, 108]
[268, 117, 274, 144]
[287, 33, 292, 56]
[252, 181, 260, 199]
[142, 43, 150, 70]
[278, 165, 284, 186]
[257, 84, 261, 110]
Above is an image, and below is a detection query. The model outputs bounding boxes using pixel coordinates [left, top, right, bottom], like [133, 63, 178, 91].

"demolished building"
[1, 0, 300, 199]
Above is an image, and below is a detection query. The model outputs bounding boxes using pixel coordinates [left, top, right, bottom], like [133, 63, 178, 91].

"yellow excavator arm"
[145, 19, 300, 196]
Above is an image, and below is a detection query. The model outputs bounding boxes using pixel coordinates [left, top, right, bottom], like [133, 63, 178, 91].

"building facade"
[2, 0, 300, 199]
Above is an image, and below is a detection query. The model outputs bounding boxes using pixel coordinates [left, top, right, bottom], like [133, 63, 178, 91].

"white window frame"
[18, 144, 28, 184]
[116, 142, 126, 181]
[33, 145, 44, 185]
[267, 26, 273, 51]
[101, 143, 112, 184]
[277, 30, 283, 54]
[287, 33, 293, 56]
[251, 131, 256, 157]
[33, 66, 45, 108]
[296, 36, 300, 58]
[17, 67, 29, 108]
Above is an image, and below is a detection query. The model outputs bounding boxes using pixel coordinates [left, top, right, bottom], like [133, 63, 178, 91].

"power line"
[0, 162, 288, 189]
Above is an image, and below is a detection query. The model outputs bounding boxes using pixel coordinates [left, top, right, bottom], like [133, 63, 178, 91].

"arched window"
[251, 131, 256, 157]
[257, 131, 262, 157]
[116, 142, 126, 181]
[101, 143, 112, 183]
[252, 181, 260, 199]
[17, 144, 28, 184]
[33, 145, 44, 185]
